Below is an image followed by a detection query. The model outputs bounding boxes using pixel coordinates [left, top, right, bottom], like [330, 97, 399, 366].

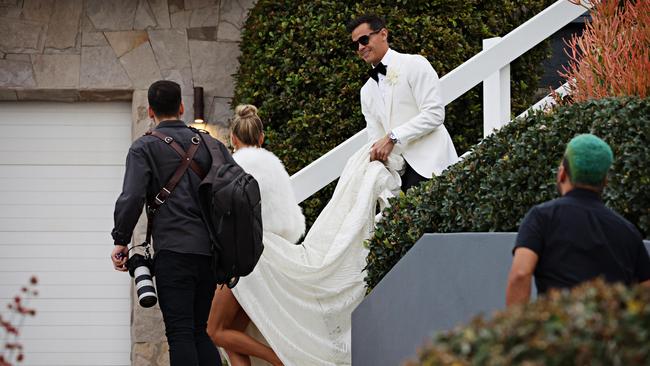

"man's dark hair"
[562, 157, 605, 191]
[148, 80, 182, 117]
[562, 157, 572, 181]
[346, 14, 386, 33]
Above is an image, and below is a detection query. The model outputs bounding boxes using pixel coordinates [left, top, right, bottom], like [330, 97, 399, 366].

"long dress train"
[231, 143, 402, 365]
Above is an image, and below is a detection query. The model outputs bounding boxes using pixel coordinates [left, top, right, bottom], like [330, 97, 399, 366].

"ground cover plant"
[405, 279, 650, 365]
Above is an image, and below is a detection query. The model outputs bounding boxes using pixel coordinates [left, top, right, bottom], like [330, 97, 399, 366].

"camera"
[127, 253, 157, 308]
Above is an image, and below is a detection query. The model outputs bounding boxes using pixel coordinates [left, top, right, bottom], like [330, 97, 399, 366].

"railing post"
[482, 37, 511, 138]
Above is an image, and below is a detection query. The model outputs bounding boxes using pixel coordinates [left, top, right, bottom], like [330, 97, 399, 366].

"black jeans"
[401, 161, 428, 192]
[154, 250, 221, 366]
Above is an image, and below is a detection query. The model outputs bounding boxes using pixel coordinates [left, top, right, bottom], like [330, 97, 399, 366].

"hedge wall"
[234, 0, 555, 226]
[407, 279, 650, 365]
[365, 97, 650, 290]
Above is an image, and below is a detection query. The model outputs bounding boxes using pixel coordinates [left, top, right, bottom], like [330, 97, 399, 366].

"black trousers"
[401, 161, 428, 192]
[154, 250, 221, 366]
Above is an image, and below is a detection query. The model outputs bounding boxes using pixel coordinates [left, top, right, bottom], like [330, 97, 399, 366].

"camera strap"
[144, 129, 205, 245]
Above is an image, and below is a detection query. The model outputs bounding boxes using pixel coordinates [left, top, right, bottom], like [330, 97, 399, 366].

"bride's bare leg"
[223, 309, 252, 366]
[226, 351, 251, 366]
[207, 287, 252, 366]
[207, 286, 283, 366]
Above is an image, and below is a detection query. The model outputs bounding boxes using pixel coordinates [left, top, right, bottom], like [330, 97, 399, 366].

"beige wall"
[0, 1, 257, 364]
[0, 0, 255, 128]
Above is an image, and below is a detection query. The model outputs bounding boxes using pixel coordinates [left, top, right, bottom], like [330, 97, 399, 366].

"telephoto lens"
[127, 254, 157, 308]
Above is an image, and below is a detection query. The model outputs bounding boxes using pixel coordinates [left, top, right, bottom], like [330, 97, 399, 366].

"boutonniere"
[385, 68, 400, 86]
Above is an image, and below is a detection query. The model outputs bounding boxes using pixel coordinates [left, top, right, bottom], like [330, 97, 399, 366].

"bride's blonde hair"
[231, 104, 264, 147]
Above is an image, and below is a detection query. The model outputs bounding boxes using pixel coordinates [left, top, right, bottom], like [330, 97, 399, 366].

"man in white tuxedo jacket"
[347, 14, 459, 191]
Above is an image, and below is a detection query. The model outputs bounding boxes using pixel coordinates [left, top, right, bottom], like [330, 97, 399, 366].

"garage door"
[0, 102, 132, 366]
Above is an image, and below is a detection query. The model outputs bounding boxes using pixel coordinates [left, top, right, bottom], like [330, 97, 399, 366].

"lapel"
[383, 50, 401, 132]
[367, 79, 388, 129]
[384, 72, 394, 131]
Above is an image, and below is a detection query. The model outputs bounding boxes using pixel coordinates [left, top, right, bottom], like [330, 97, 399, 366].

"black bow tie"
[368, 62, 387, 82]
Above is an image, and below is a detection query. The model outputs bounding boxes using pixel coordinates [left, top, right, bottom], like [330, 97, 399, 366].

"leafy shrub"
[405, 279, 650, 365]
[365, 97, 650, 290]
[561, 0, 649, 102]
[234, 0, 555, 227]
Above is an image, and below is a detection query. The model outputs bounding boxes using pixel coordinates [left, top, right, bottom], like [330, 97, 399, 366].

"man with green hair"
[506, 134, 650, 306]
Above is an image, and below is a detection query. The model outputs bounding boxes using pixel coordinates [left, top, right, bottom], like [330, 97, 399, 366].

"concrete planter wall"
[352, 233, 650, 366]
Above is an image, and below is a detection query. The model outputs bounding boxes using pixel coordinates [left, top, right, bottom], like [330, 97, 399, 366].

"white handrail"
[290, 0, 590, 204]
[482, 37, 511, 138]
[458, 80, 573, 161]
[291, 130, 367, 203]
[517, 81, 571, 119]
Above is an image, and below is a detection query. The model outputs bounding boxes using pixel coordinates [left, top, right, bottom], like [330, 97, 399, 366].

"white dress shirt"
[374, 49, 399, 141]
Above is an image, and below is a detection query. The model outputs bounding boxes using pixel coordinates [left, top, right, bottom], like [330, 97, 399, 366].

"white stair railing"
[482, 37, 511, 138]
[290, 0, 591, 204]
[458, 81, 573, 161]
[517, 81, 571, 119]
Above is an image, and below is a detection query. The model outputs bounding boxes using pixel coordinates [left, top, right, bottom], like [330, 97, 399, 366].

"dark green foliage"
[234, 0, 554, 227]
[366, 97, 650, 291]
[407, 279, 650, 365]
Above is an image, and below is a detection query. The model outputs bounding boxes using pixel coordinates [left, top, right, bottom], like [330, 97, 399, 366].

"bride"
[207, 104, 402, 365]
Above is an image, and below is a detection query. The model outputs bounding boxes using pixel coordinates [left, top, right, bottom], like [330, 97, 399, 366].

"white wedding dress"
[231, 144, 402, 365]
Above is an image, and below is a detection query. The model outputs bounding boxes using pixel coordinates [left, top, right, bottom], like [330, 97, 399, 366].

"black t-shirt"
[514, 188, 650, 294]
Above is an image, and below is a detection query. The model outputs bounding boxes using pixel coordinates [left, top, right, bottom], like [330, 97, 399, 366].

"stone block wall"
[0, 0, 255, 128]
[1, 1, 257, 365]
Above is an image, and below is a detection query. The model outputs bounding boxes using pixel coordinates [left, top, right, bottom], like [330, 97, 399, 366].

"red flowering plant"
[559, 0, 650, 102]
[0, 276, 38, 366]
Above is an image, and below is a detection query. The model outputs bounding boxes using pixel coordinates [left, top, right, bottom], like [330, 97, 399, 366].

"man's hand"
[111, 245, 129, 272]
[370, 135, 395, 162]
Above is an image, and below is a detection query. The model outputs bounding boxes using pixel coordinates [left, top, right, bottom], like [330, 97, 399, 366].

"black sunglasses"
[351, 30, 381, 51]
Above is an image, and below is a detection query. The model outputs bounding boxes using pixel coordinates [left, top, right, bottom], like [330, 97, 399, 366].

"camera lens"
[134, 266, 157, 308]
[127, 254, 158, 308]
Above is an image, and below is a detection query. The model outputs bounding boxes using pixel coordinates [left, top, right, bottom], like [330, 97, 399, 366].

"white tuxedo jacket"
[360, 49, 458, 178]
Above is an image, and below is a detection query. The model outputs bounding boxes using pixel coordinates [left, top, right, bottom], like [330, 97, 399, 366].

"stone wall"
[1, 1, 256, 365]
[0, 0, 254, 128]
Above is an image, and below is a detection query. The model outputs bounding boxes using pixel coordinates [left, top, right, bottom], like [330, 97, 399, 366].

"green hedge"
[234, 0, 554, 227]
[407, 279, 650, 365]
[366, 97, 650, 290]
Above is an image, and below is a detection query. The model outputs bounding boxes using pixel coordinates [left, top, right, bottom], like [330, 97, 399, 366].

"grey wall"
[352, 233, 650, 366]
[351, 233, 519, 366]
[539, 15, 588, 89]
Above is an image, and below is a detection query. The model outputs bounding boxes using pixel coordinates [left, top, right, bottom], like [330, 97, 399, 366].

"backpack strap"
[146, 130, 206, 179]
[143, 130, 202, 245]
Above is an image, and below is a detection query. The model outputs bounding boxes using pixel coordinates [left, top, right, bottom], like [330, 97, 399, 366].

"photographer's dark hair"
[346, 14, 386, 33]
[148, 80, 182, 117]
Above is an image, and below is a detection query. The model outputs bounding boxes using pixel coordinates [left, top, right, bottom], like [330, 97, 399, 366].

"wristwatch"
[388, 131, 399, 144]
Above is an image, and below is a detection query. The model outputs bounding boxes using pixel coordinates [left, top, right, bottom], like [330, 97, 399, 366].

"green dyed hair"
[563, 134, 613, 186]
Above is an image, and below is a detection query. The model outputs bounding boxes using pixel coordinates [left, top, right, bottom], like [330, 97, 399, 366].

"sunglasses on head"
[351, 30, 381, 51]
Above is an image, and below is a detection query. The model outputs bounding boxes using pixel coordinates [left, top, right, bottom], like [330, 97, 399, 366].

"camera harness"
[138, 129, 206, 258]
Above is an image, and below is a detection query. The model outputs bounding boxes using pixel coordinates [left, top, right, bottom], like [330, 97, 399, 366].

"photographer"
[110, 80, 222, 366]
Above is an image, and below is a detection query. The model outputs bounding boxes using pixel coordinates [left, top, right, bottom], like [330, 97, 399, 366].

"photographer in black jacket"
[110, 80, 222, 366]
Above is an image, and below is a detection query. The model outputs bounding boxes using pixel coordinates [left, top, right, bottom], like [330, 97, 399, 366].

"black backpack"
[197, 132, 264, 288]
